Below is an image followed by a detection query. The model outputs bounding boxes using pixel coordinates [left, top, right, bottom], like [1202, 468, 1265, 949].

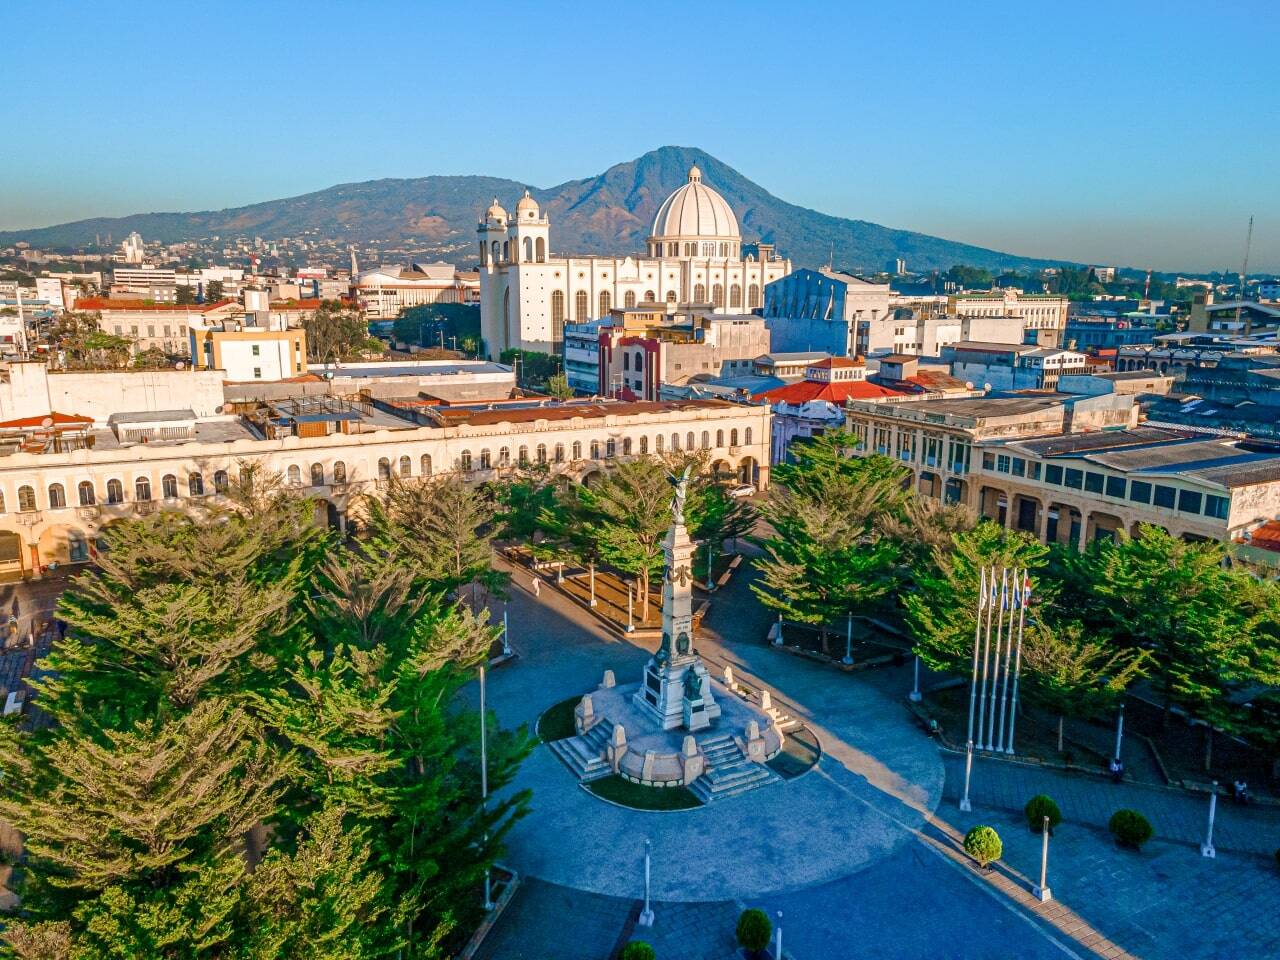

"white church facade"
[477, 166, 792, 357]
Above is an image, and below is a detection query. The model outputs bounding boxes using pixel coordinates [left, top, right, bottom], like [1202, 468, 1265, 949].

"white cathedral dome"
[485, 198, 508, 222]
[515, 189, 540, 218]
[649, 165, 740, 244]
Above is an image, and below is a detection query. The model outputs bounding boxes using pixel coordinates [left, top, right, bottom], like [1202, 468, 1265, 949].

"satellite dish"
[40, 416, 53, 428]
[175, 361, 185, 370]
[221, 403, 235, 414]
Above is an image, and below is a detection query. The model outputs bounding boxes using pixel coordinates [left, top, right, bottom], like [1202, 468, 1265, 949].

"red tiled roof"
[754, 380, 911, 404]
[0, 411, 93, 430]
[1239, 521, 1280, 554]
[74, 298, 237, 312]
[270, 299, 323, 310]
[808, 356, 864, 369]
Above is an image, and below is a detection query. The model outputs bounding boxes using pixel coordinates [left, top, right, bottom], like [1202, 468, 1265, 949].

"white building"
[763, 268, 895, 356]
[950, 290, 1069, 348]
[35, 276, 72, 312]
[353, 263, 479, 320]
[477, 166, 791, 357]
[119, 231, 146, 264]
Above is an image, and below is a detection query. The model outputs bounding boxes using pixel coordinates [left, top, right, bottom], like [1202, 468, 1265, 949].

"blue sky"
[2, 0, 1277, 271]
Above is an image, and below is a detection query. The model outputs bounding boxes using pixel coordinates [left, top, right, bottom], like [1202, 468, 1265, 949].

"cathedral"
[477, 166, 792, 357]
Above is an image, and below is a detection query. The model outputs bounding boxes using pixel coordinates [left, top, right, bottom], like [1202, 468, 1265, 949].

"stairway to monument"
[548, 719, 614, 782]
[689, 733, 781, 803]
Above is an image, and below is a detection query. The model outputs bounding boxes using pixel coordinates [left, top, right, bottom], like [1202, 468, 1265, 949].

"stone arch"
[738, 456, 758, 485]
[0, 530, 26, 581]
[38, 524, 90, 567]
[536, 237, 546, 262]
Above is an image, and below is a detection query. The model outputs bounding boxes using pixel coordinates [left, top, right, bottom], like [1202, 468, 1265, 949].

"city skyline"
[3, 0, 1277, 272]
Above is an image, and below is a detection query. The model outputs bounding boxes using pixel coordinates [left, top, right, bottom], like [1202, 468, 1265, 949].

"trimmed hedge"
[736, 908, 772, 953]
[963, 825, 1003, 867]
[1024, 794, 1062, 833]
[620, 941, 656, 960]
[1109, 809, 1153, 849]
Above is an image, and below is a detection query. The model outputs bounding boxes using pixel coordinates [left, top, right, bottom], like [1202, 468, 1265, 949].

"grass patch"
[767, 724, 821, 779]
[537, 696, 580, 743]
[586, 775, 702, 810]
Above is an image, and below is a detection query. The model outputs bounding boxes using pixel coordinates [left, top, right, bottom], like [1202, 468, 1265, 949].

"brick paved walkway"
[943, 752, 1280, 856]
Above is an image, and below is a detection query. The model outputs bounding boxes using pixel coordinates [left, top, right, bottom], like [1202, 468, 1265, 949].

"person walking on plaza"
[531, 575, 541, 598]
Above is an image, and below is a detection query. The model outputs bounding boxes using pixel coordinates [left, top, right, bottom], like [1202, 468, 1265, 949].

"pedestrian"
[531, 576, 541, 598]
[1109, 756, 1124, 784]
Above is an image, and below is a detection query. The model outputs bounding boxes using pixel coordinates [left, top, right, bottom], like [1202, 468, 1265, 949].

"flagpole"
[966, 566, 986, 747]
[986, 567, 1008, 751]
[976, 565, 995, 750]
[1007, 569, 1029, 755]
[996, 567, 1017, 753]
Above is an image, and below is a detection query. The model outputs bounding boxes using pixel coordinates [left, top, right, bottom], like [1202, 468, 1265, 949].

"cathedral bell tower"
[478, 199, 508, 269]
[510, 189, 549, 265]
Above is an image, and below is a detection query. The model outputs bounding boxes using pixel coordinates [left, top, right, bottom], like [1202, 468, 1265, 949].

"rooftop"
[73, 297, 238, 313]
[108, 409, 198, 424]
[950, 341, 1038, 354]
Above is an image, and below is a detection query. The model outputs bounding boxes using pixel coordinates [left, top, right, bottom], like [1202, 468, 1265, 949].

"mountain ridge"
[0, 146, 1069, 273]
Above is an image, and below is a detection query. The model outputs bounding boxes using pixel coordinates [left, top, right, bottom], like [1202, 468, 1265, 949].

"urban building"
[110, 266, 179, 300]
[564, 305, 770, 400]
[950, 290, 1069, 348]
[763, 268, 894, 356]
[1064, 315, 1161, 350]
[943, 342, 1088, 390]
[477, 167, 791, 355]
[0, 394, 771, 581]
[1187, 290, 1280, 335]
[189, 313, 307, 381]
[353, 262, 479, 320]
[0, 362, 227, 423]
[118, 231, 146, 264]
[73, 297, 243, 356]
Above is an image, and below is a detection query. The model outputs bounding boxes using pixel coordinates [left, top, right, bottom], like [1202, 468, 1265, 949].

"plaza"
[472, 542, 1280, 959]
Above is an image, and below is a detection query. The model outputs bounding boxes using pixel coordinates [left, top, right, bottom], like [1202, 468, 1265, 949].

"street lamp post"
[1032, 815, 1053, 902]
[909, 654, 923, 702]
[1114, 702, 1125, 764]
[775, 911, 783, 959]
[707, 541, 715, 593]
[1201, 782, 1218, 858]
[479, 663, 493, 910]
[501, 603, 512, 657]
[960, 740, 974, 812]
[626, 582, 635, 633]
[774, 612, 783, 646]
[638, 838, 654, 926]
[842, 611, 853, 666]
[589, 562, 597, 607]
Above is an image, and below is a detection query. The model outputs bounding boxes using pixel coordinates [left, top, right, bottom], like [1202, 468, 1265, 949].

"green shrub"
[620, 941, 656, 960]
[1109, 809, 1153, 849]
[736, 908, 772, 953]
[1024, 794, 1062, 833]
[963, 825, 1003, 867]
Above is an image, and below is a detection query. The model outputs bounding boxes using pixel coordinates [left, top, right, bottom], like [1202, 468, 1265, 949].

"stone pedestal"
[574, 694, 595, 735]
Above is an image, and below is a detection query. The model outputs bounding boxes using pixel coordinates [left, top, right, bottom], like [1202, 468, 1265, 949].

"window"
[639, 435, 648, 454]
[693, 283, 706, 302]
[135, 477, 152, 502]
[555, 443, 565, 463]
[1012, 458, 1026, 477]
[106, 479, 124, 504]
[625, 291, 636, 308]
[748, 284, 760, 309]
[672, 433, 681, 451]
[591, 440, 601, 459]
[606, 439, 616, 458]
[1084, 472, 1104, 494]
[1063, 468, 1083, 489]
[712, 283, 724, 307]
[716, 429, 724, 448]
[1204, 494, 1229, 520]
[17, 485, 36, 512]
[729, 283, 742, 308]
[730, 428, 739, 447]
[537, 444, 547, 464]
[310, 463, 325, 487]
[575, 290, 589, 323]
[286, 465, 302, 487]
[1178, 490, 1203, 514]
[252, 344, 260, 356]
[572, 441, 582, 460]
[518, 445, 529, 465]
[623, 437, 632, 455]
[498, 446, 511, 467]
[623, 352, 630, 371]
[334, 461, 347, 483]
[378, 457, 391, 480]
[686, 432, 695, 451]
[701, 431, 710, 450]
[420, 454, 431, 477]
[48, 483, 66, 508]
[253, 367, 262, 379]
[744, 427, 752, 445]
[460, 450, 472, 471]
[1045, 464, 1063, 485]
[551, 290, 565, 335]
[983, 452, 996, 470]
[78, 481, 96, 506]
[598, 291, 611, 317]
[399, 455, 411, 477]
[666, 290, 677, 303]
[1129, 480, 1152, 504]
[1154, 485, 1176, 509]
[996, 455, 1011, 474]
[480, 449, 492, 469]
[655, 434, 664, 453]
[645, 290, 655, 302]
[189, 473, 205, 496]
[1029, 463, 1041, 480]
[1105, 476, 1126, 499]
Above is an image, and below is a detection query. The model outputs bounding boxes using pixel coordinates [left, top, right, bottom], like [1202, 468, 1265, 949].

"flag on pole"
[1022, 573, 1033, 606]
[978, 567, 987, 610]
